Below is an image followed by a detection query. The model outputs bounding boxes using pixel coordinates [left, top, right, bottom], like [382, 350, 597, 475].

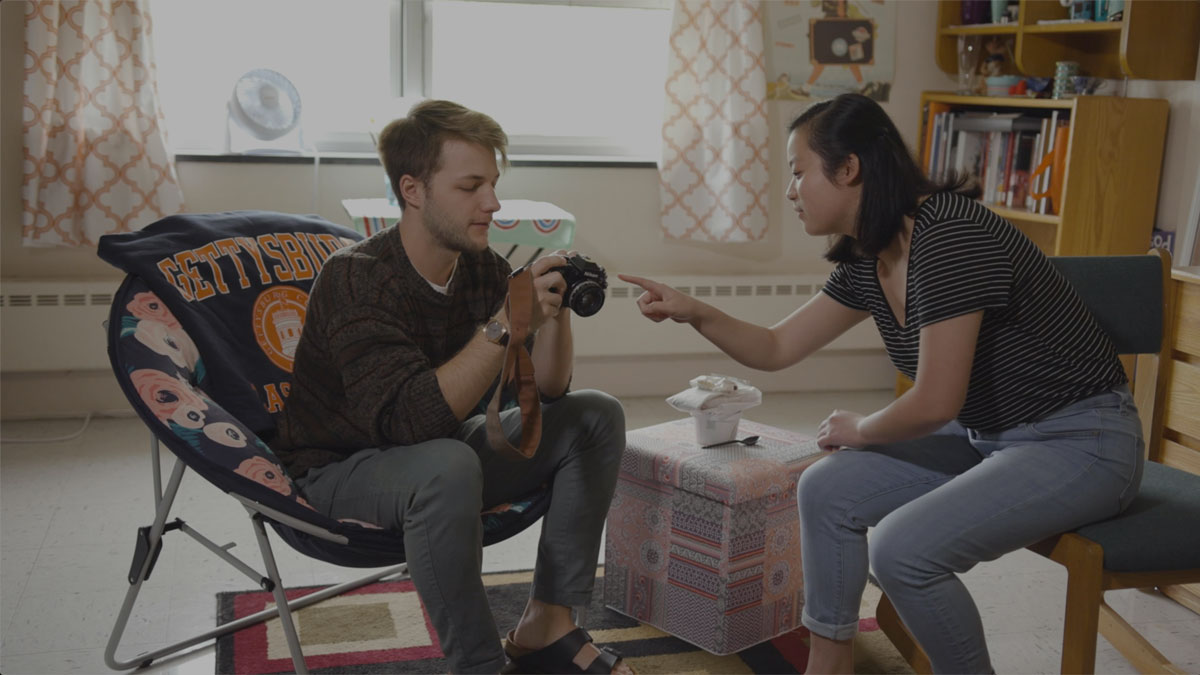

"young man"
[271, 100, 630, 674]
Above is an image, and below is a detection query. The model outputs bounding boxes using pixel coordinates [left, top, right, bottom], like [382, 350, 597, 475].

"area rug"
[215, 568, 913, 674]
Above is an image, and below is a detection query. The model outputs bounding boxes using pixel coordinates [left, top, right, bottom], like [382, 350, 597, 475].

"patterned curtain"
[660, 0, 768, 242]
[22, 0, 184, 248]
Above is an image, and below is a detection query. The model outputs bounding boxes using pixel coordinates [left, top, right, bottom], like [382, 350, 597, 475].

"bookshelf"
[935, 0, 1200, 80]
[918, 91, 1168, 258]
[897, 91, 1169, 395]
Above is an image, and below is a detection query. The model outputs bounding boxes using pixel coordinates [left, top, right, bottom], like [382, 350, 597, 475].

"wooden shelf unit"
[918, 91, 1169, 258]
[935, 0, 1200, 80]
[900, 91, 1170, 396]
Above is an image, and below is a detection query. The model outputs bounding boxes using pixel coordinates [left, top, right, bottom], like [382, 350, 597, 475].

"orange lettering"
[236, 237, 273, 284]
[263, 383, 284, 413]
[276, 233, 314, 280]
[194, 242, 230, 294]
[155, 257, 193, 301]
[215, 238, 253, 289]
[174, 250, 215, 301]
[257, 234, 293, 282]
[317, 233, 346, 256]
[299, 233, 331, 267]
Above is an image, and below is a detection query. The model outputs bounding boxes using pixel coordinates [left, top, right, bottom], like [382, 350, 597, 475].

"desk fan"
[225, 68, 303, 154]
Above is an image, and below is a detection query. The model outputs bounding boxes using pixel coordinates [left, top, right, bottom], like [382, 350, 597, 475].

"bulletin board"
[765, 0, 895, 102]
[809, 18, 874, 65]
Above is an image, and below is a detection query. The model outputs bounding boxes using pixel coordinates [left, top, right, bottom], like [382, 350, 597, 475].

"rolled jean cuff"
[801, 609, 859, 641]
[532, 584, 594, 609]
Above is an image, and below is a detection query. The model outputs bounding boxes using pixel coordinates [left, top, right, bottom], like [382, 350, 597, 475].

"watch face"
[486, 320, 506, 343]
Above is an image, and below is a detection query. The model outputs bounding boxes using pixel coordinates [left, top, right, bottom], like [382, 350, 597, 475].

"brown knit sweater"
[271, 226, 510, 478]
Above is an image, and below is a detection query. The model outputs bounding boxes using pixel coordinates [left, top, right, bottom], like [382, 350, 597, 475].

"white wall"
[6, 0, 1199, 416]
[1, 0, 953, 284]
[1127, 72, 1200, 244]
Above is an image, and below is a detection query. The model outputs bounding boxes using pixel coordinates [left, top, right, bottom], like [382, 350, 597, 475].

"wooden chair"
[876, 249, 1200, 674]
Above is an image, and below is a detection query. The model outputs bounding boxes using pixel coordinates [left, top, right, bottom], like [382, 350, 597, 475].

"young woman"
[619, 93, 1143, 674]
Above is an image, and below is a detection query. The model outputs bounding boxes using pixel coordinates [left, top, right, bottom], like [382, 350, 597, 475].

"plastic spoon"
[701, 435, 760, 449]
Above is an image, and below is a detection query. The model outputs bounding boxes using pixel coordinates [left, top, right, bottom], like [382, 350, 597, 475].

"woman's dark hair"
[789, 93, 979, 262]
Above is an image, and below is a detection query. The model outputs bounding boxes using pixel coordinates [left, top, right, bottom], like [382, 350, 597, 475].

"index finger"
[529, 254, 568, 276]
[617, 273, 666, 293]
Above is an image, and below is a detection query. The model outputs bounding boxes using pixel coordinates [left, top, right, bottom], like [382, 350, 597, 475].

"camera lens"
[568, 282, 605, 317]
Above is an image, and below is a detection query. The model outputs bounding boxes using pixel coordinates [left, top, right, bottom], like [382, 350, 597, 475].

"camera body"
[552, 255, 607, 317]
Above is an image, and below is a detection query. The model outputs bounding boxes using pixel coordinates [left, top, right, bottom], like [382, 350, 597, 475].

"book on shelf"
[1050, 121, 1070, 214]
[1006, 132, 1037, 209]
[1030, 116, 1070, 216]
[939, 112, 955, 181]
[993, 130, 1012, 205]
[922, 105, 1074, 218]
[954, 129, 986, 187]
[1035, 111, 1060, 214]
[1027, 125, 1046, 211]
[952, 111, 1043, 133]
[922, 100, 952, 176]
[1032, 116, 1051, 212]
[987, 132, 1009, 204]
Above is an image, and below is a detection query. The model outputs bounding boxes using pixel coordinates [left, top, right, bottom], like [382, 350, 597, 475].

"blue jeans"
[796, 385, 1143, 673]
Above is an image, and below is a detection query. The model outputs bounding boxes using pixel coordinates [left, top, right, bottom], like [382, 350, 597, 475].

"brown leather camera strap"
[486, 267, 542, 461]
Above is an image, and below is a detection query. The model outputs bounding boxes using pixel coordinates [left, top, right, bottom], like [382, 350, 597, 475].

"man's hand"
[816, 409, 867, 451]
[618, 274, 704, 325]
[525, 250, 577, 331]
[527, 249, 577, 397]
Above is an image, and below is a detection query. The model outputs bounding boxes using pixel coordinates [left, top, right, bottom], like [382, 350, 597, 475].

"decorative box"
[603, 418, 826, 655]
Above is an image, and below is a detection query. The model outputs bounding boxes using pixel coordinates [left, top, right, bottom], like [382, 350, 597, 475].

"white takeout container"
[693, 410, 742, 446]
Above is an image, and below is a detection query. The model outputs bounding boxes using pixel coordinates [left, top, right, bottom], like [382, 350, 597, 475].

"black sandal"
[503, 627, 627, 674]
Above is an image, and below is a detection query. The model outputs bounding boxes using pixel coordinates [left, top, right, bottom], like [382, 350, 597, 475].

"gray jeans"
[295, 389, 625, 673]
[796, 385, 1144, 673]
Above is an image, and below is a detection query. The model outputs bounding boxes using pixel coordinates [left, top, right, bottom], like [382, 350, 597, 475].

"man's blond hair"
[377, 100, 508, 210]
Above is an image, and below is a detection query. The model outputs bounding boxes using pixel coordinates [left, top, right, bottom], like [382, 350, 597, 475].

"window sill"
[174, 151, 657, 169]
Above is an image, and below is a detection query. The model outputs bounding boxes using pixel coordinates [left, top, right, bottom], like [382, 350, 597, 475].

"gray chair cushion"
[1049, 255, 1163, 355]
[1075, 461, 1200, 572]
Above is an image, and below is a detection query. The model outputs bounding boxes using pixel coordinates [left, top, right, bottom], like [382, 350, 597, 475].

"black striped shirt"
[822, 191, 1126, 432]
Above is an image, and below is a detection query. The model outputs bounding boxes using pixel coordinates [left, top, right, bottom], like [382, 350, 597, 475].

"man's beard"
[422, 194, 482, 254]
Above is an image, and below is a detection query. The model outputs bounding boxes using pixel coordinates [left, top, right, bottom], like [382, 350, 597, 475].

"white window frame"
[181, 0, 670, 161]
[422, 0, 670, 160]
[310, 0, 421, 154]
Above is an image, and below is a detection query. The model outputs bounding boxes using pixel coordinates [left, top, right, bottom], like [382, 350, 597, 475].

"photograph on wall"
[765, 0, 896, 102]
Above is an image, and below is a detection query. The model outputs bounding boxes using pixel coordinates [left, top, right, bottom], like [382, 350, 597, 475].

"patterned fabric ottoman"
[604, 418, 826, 655]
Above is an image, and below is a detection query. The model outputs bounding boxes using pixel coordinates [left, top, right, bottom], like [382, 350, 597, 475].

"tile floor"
[2, 390, 1198, 674]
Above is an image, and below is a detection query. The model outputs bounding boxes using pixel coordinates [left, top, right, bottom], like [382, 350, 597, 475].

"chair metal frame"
[876, 249, 1200, 674]
[104, 434, 407, 674]
[101, 270, 552, 674]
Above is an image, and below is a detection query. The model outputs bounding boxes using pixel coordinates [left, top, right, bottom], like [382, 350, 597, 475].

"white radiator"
[0, 276, 883, 373]
[581, 274, 882, 357]
[1, 280, 122, 373]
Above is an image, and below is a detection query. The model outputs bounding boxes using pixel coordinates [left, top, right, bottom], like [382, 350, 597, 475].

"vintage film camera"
[552, 254, 607, 317]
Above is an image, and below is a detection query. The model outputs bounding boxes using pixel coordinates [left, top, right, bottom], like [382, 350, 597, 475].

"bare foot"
[805, 632, 854, 674]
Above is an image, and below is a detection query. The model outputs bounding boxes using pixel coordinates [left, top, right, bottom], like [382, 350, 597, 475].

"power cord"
[0, 413, 93, 444]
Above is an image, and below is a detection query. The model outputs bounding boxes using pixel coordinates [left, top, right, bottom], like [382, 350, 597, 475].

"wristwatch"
[483, 318, 510, 347]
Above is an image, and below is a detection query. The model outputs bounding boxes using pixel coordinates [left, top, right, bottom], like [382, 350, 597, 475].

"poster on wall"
[765, 0, 896, 102]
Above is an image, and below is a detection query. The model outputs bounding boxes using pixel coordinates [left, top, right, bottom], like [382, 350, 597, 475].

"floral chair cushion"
[112, 277, 329, 521]
[102, 212, 552, 565]
[98, 211, 362, 438]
